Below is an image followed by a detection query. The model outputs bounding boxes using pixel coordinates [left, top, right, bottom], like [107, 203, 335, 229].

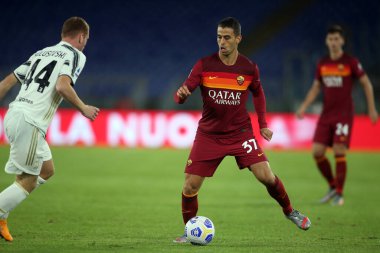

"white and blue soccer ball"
[185, 216, 215, 245]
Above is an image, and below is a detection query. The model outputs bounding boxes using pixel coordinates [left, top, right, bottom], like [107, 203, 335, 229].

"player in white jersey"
[0, 17, 99, 241]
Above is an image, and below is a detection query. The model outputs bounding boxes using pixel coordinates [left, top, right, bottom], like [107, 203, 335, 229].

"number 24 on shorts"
[242, 139, 258, 153]
[336, 123, 349, 136]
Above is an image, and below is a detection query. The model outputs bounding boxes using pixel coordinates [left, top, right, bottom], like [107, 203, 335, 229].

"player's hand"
[177, 85, 191, 100]
[369, 109, 378, 125]
[296, 107, 305, 119]
[260, 128, 273, 142]
[81, 105, 100, 121]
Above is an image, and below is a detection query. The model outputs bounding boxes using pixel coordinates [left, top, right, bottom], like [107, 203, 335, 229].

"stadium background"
[1, 0, 379, 111]
[0, 1, 380, 252]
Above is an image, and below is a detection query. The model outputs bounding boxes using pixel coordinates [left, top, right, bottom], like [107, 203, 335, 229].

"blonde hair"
[61, 17, 89, 38]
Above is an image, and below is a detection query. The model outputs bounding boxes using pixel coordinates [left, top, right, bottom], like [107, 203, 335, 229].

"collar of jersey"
[58, 41, 78, 51]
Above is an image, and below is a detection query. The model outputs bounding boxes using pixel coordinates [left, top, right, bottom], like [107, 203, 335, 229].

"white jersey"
[11, 41, 86, 135]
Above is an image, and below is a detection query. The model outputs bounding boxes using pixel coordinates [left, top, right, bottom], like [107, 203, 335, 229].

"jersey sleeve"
[183, 60, 202, 91]
[13, 55, 34, 83]
[249, 64, 267, 129]
[59, 50, 86, 86]
[174, 60, 202, 104]
[351, 57, 365, 79]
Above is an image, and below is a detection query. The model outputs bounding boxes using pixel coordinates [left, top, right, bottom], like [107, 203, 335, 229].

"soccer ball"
[185, 216, 215, 245]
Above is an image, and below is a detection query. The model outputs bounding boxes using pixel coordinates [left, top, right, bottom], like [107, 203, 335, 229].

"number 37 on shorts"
[242, 139, 258, 153]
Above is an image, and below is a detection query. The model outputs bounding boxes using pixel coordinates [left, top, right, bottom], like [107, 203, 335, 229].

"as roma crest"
[236, 75, 245, 85]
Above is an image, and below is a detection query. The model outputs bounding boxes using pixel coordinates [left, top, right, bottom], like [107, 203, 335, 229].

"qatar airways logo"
[323, 76, 343, 87]
[208, 90, 241, 105]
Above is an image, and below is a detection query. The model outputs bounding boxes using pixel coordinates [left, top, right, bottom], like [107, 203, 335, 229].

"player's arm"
[250, 64, 272, 141]
[251, 83, 273, 142]
[0, 74, 19, 100]
[296, 79, 321, 119]
[174, 60, 202, 104]
[55, 75, 99, 121]
[359, 74, 378, 124]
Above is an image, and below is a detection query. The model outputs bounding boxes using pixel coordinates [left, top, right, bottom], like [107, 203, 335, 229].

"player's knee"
[313, 150, 325, 159]
[42, 167, 55, 180]
[257, 173, 275, 185]
[40, 163, 55, 180]
[333, 144, 346, 156]
[253, 169, 275, 185]
[312, 144, 326, 159]
[183, 182, 200, 196]
[251, 162, 275, 185]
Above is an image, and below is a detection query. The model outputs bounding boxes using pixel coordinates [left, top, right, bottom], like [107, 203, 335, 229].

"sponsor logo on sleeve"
[75, 67, 81, 77]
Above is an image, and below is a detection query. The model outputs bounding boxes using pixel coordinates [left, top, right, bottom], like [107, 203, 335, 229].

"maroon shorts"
[313, 116, 353, 148]
[185, 129, 268, 177]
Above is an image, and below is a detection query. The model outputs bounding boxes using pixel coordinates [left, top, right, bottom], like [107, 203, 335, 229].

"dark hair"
[61, 17, 89, 38]
[218, 17, 241, 36]
[327, 25, 344, 38]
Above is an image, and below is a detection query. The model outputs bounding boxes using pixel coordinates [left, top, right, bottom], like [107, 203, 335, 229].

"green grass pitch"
[0, 146, 379, 252]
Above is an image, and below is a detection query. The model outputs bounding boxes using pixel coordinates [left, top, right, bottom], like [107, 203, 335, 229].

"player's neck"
[62, 37, 82, 51]
[329, 50, 344, 60]
[218, 50, 239, 66]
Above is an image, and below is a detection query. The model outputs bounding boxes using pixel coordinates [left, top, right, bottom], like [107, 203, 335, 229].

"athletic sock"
[36, 176, 47, 188]
[182, 192, 198, 224]
[335, 155, 347, 195]
[315, 156, 335, 188]
[266, 176, 293, 215]
[0, 182, 29, 219]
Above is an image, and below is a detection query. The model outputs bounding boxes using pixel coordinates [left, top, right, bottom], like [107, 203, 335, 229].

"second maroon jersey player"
[173, 17, 311, 243]
[297, 25, 378, 206]
[314, 53, 365, 147]
[316, 53, 365, 119]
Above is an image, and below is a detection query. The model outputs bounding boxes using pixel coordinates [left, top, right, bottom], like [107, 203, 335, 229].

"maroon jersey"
[175, 53, 267, 135]
[315, 53, 365, 119]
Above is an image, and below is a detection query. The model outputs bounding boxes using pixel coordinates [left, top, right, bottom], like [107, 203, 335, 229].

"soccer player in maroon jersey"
[173, 17, 311, 243]
[297, 25, 378, 206]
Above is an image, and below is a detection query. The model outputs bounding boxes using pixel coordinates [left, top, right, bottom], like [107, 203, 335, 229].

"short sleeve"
[59, 50, 86, 86]
[351, 58, 365, 79]
[13, 55, 33, 83]
[183, 60, 202, 91]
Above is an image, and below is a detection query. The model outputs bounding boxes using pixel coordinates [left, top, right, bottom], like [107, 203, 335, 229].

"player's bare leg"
[313, 143, 336, 203]
[250, 161, 276, 185]
[331, 143, 347, 206]
[16, 173, 38, 194]
[37, 159, 55, 187]
[174, 173, 205, 243]
[250, 162, 311, 230]
[0, 173, 37, 241]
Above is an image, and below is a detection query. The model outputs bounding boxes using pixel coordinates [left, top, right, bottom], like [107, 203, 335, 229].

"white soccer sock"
[36, 176, 47, 188]
[0, 182, 29, 219]
[1, 212, 9, 220]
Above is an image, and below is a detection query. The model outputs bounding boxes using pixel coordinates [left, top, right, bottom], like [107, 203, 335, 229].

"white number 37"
[242, 139, 258, 153]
